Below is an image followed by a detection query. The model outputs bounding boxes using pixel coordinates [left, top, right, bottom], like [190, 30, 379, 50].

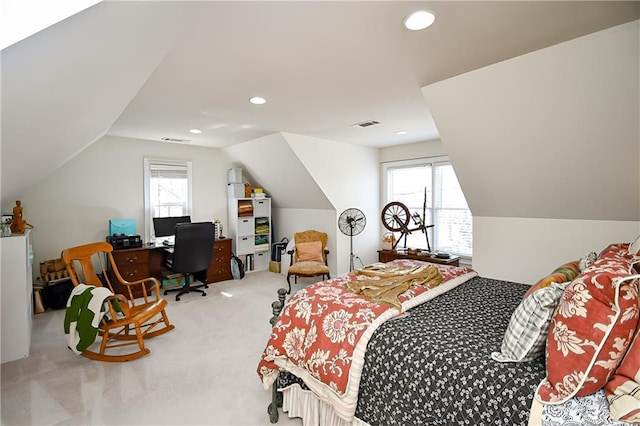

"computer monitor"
[153, 215, 191, 239]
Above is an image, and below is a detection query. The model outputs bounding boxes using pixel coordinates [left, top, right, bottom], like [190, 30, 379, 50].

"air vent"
[161, 137, 191, 143]
[351, 120, 380, 128]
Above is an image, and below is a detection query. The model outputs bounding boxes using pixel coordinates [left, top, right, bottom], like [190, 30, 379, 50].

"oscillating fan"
[338, 208, 366, 271]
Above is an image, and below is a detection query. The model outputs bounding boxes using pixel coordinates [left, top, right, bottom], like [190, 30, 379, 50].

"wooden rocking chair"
[61, 241, 175, 362]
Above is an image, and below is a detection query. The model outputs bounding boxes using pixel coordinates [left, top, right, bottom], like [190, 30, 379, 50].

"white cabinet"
[1, 230, 33, 363]
[228, 188, 271, 272]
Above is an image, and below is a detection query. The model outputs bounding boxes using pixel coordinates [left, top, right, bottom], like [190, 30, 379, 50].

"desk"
[109, 238, 232, 297]
[377, 250, 460, 267]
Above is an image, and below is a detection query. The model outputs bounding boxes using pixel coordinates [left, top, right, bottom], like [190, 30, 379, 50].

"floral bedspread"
[257, 259, 477, 421]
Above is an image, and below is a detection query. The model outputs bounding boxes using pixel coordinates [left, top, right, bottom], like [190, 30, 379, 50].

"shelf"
[228, 196, 272, 271]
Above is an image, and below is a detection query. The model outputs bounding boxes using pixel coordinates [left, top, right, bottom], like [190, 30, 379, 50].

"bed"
[258, 243, 640, 426]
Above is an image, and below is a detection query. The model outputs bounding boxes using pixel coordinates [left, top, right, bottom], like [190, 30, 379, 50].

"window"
[382, 157, 472, 258]
[144, 159, 192, 242]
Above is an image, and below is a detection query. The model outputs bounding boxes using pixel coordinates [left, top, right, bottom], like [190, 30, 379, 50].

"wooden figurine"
[10, 200, 26, 234]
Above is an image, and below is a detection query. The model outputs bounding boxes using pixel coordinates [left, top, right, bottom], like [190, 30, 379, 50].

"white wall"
[423, 20, 640, 282]
[474, 217, 639, 284]
[378, 139, 445, 163]
[20, 135, 231, 277]
[283, 133, 379, 276]
[423, 20, 639, 221]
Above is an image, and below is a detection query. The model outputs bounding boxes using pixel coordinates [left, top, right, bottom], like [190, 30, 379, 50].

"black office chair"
[164, 222, 215, 301]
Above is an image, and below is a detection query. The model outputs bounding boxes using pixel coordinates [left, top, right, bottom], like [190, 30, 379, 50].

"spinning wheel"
[381, 197, 433, 252]
[381, 202, 411, 232]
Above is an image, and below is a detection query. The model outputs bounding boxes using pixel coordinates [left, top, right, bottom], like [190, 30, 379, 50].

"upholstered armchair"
[286, 230, 330, 294]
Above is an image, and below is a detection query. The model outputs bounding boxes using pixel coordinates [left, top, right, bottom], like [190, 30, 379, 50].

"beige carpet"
[0, 270, 318, 426]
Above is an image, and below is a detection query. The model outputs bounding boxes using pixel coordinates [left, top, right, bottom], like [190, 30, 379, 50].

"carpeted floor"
[0, 270, 314, 426]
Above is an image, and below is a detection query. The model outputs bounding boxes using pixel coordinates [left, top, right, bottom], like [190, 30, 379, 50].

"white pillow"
[578, 251, 597, 271]
[629, 235, 640, 256]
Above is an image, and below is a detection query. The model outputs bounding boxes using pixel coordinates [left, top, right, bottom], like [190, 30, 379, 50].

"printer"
[107, 234, 143, 250]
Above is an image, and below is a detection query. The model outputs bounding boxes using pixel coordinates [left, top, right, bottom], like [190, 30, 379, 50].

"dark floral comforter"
[279, 276, 546, 425]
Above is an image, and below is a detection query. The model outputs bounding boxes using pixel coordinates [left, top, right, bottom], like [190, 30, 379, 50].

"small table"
[377, 250, 460, 267]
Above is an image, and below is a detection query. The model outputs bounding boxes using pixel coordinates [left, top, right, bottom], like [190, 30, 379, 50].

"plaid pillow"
[492, 282, 566, 363]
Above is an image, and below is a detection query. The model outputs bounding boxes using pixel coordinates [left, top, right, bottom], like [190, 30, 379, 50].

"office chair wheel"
[201, 292, 207, 296]
[175, 295, 181, 301]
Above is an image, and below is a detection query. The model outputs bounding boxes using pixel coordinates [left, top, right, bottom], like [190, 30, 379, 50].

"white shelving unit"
[228, 186, 271, 272]
[1, 230, 33, 363]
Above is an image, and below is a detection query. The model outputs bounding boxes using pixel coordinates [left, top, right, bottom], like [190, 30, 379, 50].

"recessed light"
[395, 131, 408, 135]
[189, 128, 202, 134]
[403, 10, 435, 31]
[249, 96, 267, 105]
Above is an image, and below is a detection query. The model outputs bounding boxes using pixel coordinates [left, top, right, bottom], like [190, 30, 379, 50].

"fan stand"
[347, 220, 356, 271]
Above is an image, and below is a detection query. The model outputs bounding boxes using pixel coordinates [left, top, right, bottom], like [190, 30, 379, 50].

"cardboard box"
[228, 168, 242, 183]
[161, 273, 194, 290]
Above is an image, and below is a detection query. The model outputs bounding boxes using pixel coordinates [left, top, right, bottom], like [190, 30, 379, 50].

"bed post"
[268, 288, 288, 423]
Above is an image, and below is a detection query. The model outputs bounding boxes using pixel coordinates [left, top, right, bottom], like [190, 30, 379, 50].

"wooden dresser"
[206, 238, 233, 283]
[109, 238, 233, 297]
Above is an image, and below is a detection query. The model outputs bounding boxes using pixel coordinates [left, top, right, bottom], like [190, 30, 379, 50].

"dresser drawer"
[112, 249, 149, 269]
[116, 264, 150, 281]
[110, 248, 151, 297]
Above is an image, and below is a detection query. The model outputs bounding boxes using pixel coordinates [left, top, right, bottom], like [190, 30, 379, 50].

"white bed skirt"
[280, 384, 370, 426]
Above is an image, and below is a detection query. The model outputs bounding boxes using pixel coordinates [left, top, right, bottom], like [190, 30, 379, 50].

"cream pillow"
[296, 241, 324, 262]
[629, 235, 640, 256]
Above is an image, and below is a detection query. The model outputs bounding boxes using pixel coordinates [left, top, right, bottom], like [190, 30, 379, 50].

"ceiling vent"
[161, 137, 191, 143]
[352, 120, 380, 128]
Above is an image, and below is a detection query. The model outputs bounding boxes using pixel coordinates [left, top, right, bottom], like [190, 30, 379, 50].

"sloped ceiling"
[423, 21, 640, 221]
[223, 133, 333, 210]
[2, 1, 638, 213]
[0, 2, 196, 208]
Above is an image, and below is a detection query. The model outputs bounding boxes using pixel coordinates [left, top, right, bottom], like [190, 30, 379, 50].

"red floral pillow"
[535, 256, 639, 404]
[598, 243, 633, 261]
[605, 322, 640, 421]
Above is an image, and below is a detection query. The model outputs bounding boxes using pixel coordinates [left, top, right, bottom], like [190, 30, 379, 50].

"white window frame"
[381, 156, 472, 259]
[143, 158, 193, 242]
